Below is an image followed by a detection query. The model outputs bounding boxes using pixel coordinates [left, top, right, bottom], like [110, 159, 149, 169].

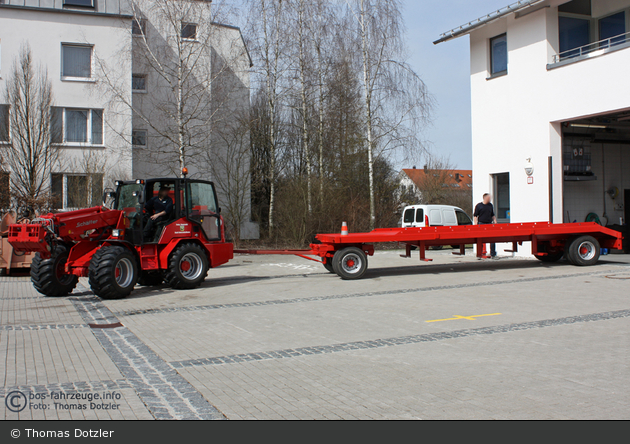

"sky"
[402, 0, 512, 169]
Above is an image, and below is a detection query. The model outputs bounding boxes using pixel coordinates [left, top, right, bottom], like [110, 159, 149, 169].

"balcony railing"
[552, 31, 630, 64]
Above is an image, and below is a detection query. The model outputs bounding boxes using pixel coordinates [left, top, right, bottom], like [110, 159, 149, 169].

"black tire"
[165, 243, 209, 289]
[431, 245, 444, 250]
[323, 258, 335, 273]
[332, 247, 368, 280]
[535, 252, 564, 262]
[535, 244, 564, 263]
[564, 237, 578, 264]
[566, 235, 600, 266]
[30, 245, 78, 297]
[88, 246, 139, 299]
[137, 271, 164, 286]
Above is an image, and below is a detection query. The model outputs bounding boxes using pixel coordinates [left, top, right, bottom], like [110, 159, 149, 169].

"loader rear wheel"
[30, 245, 78, 297]
[165, 243, 209, 289]
[88, 246, 138, 300]
[332, 247, 368, 280]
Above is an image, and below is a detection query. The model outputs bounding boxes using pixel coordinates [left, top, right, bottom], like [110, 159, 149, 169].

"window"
[51, 173, 103, 210]
[62, 44, 92, 79]
[490, 34, 507, 75]
[132, 74, 147, 92]
[0, 104, 9, 142]
[132, 18, 147, 36]
[51, 108, 104, 145]
[415, 209, 424, 224]
[132, 130, 147, 147]
[599, 11, 626, 46]
[559, 16, 590, 56]
[456, 210, 473, 226]
[63, 0, 95, 7]
[185, 182, 220, 240]
[492, 173, 511, 222]
[181, 23, 198, 40]
[403, 208, 414, 224]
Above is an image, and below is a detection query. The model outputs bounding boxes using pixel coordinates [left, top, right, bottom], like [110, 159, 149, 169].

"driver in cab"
[143, 185, 173, 240]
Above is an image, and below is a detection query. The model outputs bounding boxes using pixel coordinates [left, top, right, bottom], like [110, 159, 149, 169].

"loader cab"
[113, 178, 221, 245]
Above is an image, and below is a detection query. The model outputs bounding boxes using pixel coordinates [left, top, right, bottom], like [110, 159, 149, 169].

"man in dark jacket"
[143, 186, 174, 240]
[474, 193, 498, 258]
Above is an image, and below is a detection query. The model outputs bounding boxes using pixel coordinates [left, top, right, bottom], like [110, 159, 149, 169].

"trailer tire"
[137, 271, 164, 287]
[323, 258, 335, 273]
[165, 243, 209, 289]
[332, 247, 368, 280]
[535, 252, 564, 263]
[88, 246, 139, 299]
[566, 235, 600, 266]
[31, 245, 78, 297]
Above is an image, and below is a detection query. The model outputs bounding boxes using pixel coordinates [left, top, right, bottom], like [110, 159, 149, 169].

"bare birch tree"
[248, 0, 290, 237]
[1, 45, 60, 215]
[95, 0, 244, 177]
[346, 0, 432, 230]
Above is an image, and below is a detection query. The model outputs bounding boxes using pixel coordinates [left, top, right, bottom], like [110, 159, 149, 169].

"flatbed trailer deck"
[235, 222, 624, 280]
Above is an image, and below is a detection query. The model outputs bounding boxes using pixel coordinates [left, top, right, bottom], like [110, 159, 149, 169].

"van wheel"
[567, 236, 600, 266]
[332, 247, 368, 280]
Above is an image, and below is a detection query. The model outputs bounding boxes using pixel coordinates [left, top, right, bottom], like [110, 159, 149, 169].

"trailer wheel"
[332, 247, 368, 280]
[567, 235, 600, 266]
[165, 243, 209, 289]
[137, 271, 164, 286]
[88, 246, 139, 299]
[323, 258, 335, 273]
[30, 245, 78, 297]
[535, 251, 564, 263]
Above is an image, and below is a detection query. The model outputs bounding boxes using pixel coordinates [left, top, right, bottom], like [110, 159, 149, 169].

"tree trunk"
[360, 0, 376, 230]
[298, 1, 312, 215]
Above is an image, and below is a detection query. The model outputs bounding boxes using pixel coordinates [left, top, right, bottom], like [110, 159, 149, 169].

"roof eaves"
[433, 0, 546, 45]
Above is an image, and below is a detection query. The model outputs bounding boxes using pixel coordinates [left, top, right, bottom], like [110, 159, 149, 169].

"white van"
[401, 204, 472, 228]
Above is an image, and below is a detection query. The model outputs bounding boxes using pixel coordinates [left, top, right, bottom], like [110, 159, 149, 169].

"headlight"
[112, 229, 121, 238]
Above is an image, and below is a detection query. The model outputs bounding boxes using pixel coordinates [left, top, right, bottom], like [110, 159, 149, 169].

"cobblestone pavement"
[2, 250, 629, 420]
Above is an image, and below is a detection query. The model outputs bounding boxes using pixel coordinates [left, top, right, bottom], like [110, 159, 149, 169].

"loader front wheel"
[31, 245, 78, 297]
[88, 246, 138, 300]
[165, 243, 209, 290]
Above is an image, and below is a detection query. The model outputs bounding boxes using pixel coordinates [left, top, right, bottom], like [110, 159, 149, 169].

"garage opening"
[562, 110, 630, 253]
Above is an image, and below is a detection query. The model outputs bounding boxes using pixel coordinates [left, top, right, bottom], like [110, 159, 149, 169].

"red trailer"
[236, 222, 624, 280]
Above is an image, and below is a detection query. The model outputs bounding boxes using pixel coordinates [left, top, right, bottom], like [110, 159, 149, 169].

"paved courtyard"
[1, 250, 629, 420]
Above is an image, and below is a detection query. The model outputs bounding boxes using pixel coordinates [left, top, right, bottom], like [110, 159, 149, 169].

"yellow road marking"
[425, 313, 502, 323]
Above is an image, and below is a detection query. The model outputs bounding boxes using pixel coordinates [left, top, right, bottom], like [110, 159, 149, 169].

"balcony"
[549, 31, 630, 69]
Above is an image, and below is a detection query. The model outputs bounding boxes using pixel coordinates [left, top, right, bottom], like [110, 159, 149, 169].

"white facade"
[0, 1, 133, 209]
[438, 0, 630, 255]
[0, 0, 255, 238]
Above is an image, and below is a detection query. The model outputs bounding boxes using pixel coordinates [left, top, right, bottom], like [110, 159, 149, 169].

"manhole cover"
[88, 322, 123, 329]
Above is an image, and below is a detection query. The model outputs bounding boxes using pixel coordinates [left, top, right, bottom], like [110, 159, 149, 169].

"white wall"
[469, 0, 630, 255]
[0, 7, 133, 185]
